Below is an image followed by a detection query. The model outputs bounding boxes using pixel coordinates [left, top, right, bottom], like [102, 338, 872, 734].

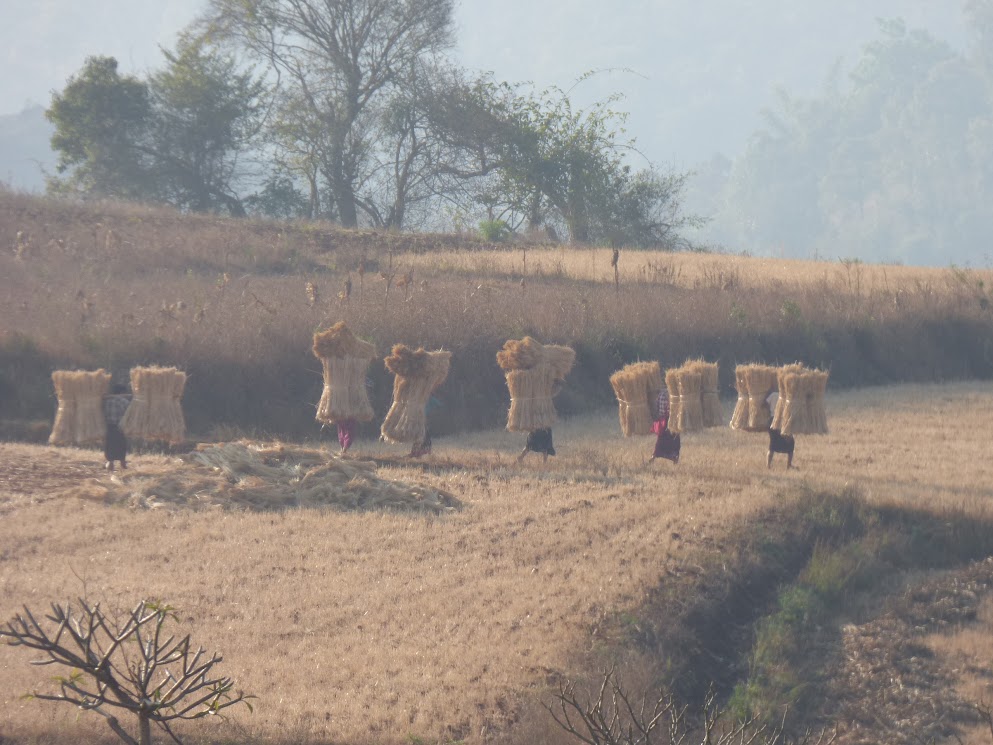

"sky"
[1, 1, 968, 167]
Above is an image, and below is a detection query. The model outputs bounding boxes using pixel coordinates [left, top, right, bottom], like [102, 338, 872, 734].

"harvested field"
[3, 382, 993, 744]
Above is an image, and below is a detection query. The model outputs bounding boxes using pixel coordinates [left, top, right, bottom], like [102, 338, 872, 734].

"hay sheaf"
[771, 363, 808, 430]
[684, 359, 722, 428]
[381, 349, 451, 444]
[119, 366, 186, 444]
[675, 370, 704, 433]
[316, 357, 375, 424]
[610, 361, 663, 437]
[732, 363, 778, 432]
[312, 322, 376, 360]
[96, 442, 460, 514]
[496, 337, 575, 378]
[49, 369, 111, 446]
[777, 369, 829, 436]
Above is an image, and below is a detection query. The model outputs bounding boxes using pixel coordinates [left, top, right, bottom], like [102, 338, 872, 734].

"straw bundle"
[316, 356, 375, 424]
[499, 338, 575, 432]
[729, 367, 750, 431]
[675, 370, 704, 433]
[777, 369, 829, 436]
[313, 323, 376, 425]
[49, 369, 111, 446]
[734, 364, 778, 432]
[506, 363, 560, 432]
[685, 359, 722, 428]
[771, 363, 808, 430]
[496, 336, 543, 371]
[381, 346, 451, 444]
[119, 366, 186, 444]
[312, 321, 376, 360]
[496, 336, 576, 378]
[609, 361, 663, 436]
[664, 367, 682, 431]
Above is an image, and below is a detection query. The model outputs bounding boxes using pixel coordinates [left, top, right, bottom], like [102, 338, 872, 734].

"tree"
[147, 32, 267, 216]
[47, 38, 265, 216]
[46, 56, 153, 200]
[203, 0, 455, 227]
[0, 599, 252, 745]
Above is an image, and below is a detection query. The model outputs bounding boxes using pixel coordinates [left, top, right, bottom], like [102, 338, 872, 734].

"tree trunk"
[139, 713, 151, 745]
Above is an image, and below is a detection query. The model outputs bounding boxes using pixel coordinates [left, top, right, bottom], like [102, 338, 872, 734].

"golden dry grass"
[2, 382, 993, 744]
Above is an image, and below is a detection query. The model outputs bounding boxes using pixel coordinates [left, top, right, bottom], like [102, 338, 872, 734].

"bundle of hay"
[675, 370, 704, 433]
[497, 337, 575, 432]
[313, 322, 376, 424]
[685, 359, 722, 428]
[664, 367, 682, 431]
[49, 369, 111, 446]
[120, 366, 187, 444]
[381, 345, 451, 444]
[771, 363, 808, 429]
[609, 361, 663, 436]
[729, 367, 750, 431]
[730, 364, 779, 432]
[775, 369, 829, 436]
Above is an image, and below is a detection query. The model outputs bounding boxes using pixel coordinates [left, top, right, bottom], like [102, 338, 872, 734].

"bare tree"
[545, 668, 836, 745]
[202, 0, 455, 227]
[0, 599, 252, 745]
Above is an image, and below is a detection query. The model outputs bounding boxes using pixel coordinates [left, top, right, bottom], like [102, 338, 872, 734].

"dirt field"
[2, 382, 993, 744]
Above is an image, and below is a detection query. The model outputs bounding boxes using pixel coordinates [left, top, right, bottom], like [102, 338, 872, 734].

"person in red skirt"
[650, 386, 680, 464]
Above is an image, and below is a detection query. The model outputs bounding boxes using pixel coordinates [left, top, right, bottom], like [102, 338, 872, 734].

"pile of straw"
[772, 369, 829, 436]
[729, 364, 779, 432]
[49, 369, 111, 446]
[609, 361, 663, 436]
[498, 337, 575, 432]
[96, 442, 460, 514]
[313, 323, 376, 424]
[381, 345, 451, 444]
[119, 366, 187, 444]
[684, 359, 723, 428]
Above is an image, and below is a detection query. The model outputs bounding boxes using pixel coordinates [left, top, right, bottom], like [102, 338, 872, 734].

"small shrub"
[478, 219, 512, 243]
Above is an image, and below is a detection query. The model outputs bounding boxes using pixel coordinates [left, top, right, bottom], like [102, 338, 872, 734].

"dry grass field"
[3, 381, 993, 745]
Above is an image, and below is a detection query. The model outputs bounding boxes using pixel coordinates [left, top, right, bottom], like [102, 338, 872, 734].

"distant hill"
[0, 106, 54, 193]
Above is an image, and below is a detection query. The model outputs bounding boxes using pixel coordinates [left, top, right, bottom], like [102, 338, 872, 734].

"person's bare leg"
[787, 452, 793, 469]
[767, 450, 773, 469]
[517, 447, 528, 464]
[542, 452, 549, 464]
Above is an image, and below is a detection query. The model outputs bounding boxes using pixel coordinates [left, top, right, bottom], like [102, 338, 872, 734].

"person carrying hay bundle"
[49, 369, 112, 447]
[768, 368, 829, 470]
[649, 383, 680, 464]
[765, 363, 807, 470]
[103, 381, 133, 471]
[313, 322, 377, 454]
[381, 345, 451, 458]
[496, 337, 575, 463]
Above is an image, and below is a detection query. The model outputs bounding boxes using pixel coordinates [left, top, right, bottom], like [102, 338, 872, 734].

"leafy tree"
[203, 0, 456, 227]
[146, 32, 267, 216]
[46, 56, 153, 200]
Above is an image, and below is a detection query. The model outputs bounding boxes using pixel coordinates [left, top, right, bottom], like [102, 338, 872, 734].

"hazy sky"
[1, 1, 968, 166]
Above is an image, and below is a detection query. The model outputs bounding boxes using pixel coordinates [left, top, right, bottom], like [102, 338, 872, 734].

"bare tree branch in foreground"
[0, 598, 253, 745]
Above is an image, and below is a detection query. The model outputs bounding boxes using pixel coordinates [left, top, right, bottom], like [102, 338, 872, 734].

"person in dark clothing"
[103, 383, 132, 472]
[517, 380, 563, 463]
[518, 427, 555, 463]
[650, 386, 680, 464]
[768, 428, 795, 469]
[765, 390, 795, 469]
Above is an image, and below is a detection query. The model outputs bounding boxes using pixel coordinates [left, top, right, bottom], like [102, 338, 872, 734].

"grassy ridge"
[2, 190, 992, 441]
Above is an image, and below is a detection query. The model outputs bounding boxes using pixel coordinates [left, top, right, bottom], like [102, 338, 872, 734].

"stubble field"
[3, 381, 993, 745]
